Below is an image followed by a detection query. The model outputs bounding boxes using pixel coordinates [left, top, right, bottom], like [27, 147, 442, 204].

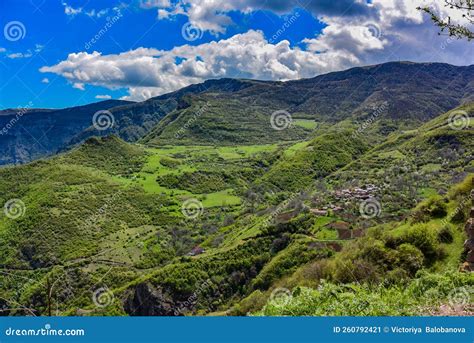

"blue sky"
[1, 0, 473, 109]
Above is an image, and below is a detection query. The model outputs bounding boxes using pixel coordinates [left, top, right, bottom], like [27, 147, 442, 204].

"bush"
[402, 225, 439, 264]
[437, 225, 454, 243]
[395, 243, 424, 275]
[255, 271, 474, 316]
[411, 195, 448, 223]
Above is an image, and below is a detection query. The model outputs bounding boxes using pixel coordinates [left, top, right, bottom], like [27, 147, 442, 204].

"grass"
[293, 119, 318, 130]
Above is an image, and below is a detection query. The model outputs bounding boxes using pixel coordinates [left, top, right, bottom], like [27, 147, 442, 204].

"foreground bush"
[255, 271, 473, 316]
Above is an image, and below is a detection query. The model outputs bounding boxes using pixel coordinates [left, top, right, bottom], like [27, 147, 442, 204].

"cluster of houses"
[333, 184, 379, 200]
[307, 185, 380, 244]
[310, 184, 379, 217]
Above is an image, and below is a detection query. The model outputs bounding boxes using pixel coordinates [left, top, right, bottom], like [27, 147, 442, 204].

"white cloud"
[0, 47, 6, 53]
[41, 0, 474, 101]
[73, 82, 85, 90]
[40, 30, 348, 101]
[302, 0, 474, 68]
[62, 1, 119, 18]
[7, 52, 33, 59]
[147, 0, 371, 34]
[140, 0, 172, 9]
[62, 2, 82, 16]
[86, 8, 110, 18]
[95, 94, 112, 99]
[41, 78, 50, 84]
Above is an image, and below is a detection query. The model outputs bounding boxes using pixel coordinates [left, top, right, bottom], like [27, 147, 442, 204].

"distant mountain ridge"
[143, 61, 474, 146]
[0, 100, 133, 165]
[1, 61, 473, 165]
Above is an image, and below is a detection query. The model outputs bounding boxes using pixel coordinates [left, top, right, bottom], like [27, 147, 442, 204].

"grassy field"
[122, 144, 281, 209]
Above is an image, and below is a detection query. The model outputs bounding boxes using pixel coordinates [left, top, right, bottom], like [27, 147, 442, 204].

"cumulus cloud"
[303, 0, 474, 67]
[40, 30, 349, 101]
[150, 0, 371, 33]
[41, 78, 50, 84]
[41, 0, 474, 101]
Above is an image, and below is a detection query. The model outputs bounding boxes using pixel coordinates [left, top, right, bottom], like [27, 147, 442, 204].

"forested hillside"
[0, 62, 472, 317]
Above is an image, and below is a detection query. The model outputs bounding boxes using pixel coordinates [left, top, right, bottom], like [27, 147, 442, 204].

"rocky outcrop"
[461, 190, 474, 272]
[123, 283, 180, 316]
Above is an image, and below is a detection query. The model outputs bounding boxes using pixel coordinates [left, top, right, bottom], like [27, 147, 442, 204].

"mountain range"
[1, 61, 473, 165]
[0, 61, 472, 317]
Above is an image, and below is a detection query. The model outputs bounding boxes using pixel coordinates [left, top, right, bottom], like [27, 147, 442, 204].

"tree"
[418, 0, 474, 40]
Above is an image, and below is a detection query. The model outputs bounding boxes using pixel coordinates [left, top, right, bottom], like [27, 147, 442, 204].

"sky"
[0, 0, 473, 109]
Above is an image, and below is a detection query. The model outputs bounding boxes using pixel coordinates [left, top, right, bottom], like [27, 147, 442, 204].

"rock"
[464, 239, 474, 251]
[124, 283, 180, 316]
[460, 193, 474, 272]
[467, 250, 474, 263]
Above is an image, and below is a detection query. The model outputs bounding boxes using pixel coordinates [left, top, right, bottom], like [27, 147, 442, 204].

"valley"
[0, 62, 473, 317]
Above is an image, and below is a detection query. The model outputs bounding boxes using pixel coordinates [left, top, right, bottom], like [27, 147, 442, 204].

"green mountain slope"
[141, 62, 474, 146]
[0, 101, 472, 316]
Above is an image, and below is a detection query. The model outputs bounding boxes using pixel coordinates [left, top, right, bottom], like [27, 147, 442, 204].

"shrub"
[395, 243, 424, 275]
[437, 225, 454, 243]
[402, 224, 439, 264]
[411, 195, 448, 223]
